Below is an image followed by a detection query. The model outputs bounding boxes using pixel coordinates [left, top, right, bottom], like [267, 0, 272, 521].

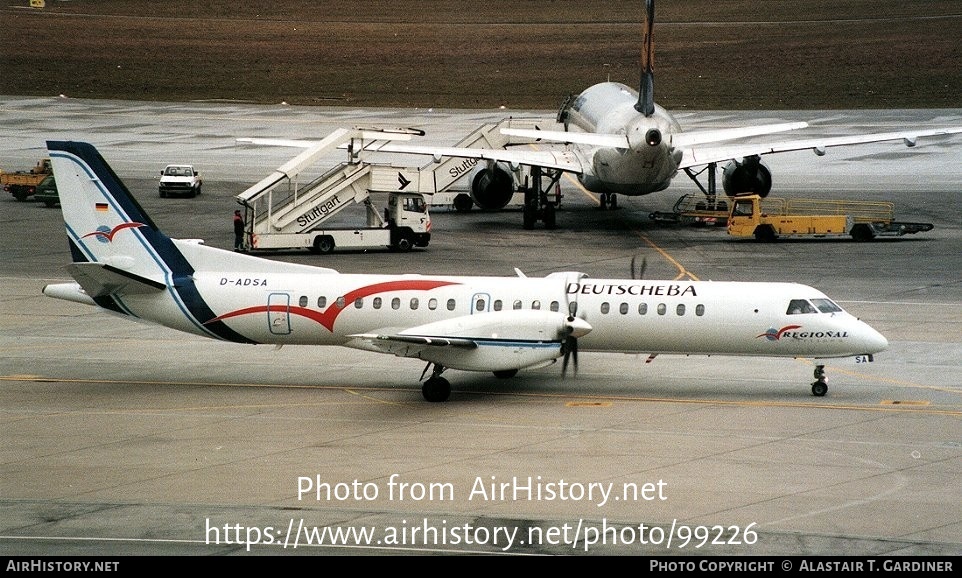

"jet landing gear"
[811, 365, 828, 397]
[598, 192, 618, 210]
[521, 166, 563, 230]
[683, 162, 725, 210]
[420, 363, 451, 402]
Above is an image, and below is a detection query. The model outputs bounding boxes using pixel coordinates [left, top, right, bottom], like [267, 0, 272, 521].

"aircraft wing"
[355, 142, 585, 173]
[348, 332, 479, 357]
[680, 126, 962, 169]
[238, 137, 586, 174]
[501, 122, 809, 149]
[345, 309, 581, 371]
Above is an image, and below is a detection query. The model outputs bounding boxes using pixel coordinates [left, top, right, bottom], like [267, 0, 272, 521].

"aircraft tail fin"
[46, 140, 193, 288]
[635, 0, 656, 117]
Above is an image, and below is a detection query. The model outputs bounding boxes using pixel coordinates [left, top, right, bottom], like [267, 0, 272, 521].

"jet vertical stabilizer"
[635, 0, 656, 117]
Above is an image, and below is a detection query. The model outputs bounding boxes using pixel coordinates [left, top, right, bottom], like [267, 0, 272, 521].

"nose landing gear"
[811, 365, 828, 397]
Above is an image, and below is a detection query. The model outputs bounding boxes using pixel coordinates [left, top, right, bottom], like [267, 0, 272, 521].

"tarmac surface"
[1, 97, 961, 555]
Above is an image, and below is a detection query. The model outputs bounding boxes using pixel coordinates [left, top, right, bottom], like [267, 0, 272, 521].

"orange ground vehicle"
[726, 194, 933, 241]
[2, 158, 52, 201]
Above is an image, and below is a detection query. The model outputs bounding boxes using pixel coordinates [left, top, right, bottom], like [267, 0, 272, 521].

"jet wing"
[501, 122, 809, 149]
[680, 126, 962, 169]
[351, 142, 585, 174]
[238, 137, 586, 174]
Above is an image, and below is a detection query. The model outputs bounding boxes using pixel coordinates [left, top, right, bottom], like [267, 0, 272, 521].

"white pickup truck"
[159, 164, 202, 198]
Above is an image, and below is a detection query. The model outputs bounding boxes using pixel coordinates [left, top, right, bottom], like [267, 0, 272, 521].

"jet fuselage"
[566, 82, 683, 195]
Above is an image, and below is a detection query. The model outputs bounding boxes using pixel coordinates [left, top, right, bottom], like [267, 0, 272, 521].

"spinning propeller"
[561, 300, 592, 379]
[631, 254, 647, 280]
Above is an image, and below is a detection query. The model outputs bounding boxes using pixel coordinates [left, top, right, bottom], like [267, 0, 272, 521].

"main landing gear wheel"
[422, 376, 451, 402]
[811, 365, 828, 397]
[599, 192, 615, 210]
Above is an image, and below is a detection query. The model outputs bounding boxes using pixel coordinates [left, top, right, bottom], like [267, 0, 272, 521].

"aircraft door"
[267, 293, 292, 335]
[471, 293, 491, 314]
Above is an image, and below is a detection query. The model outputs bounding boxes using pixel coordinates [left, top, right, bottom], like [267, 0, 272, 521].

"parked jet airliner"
[44, 140, 888, 401]
[262, 0, 961, 228]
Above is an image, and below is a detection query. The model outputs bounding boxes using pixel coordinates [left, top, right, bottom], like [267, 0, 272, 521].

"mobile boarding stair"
[236, 128, 439, 250]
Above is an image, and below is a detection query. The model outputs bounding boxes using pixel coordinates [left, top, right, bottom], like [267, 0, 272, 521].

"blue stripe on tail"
[47, 140, 256, 344]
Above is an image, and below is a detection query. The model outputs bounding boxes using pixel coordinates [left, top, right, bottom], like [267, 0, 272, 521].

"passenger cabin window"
[676, 304, 685, 316]
[811, 298, 843, 314]
[657, 304, 667, 315]
[513, 300, 522, 310]
[475, 299, 485, 312]
[493, 300, 503, 311]
[601, 302, 610, 314]
[638, 303, 648, 315]
[550, 301, 560, 312]
[373, 297, 382, 309]
[354, 298, 363, 309]
[447, 299, 456, 311]
[428, 298, 437, 311]
[787, 299, 818, 315]
[391, 297, 401, 310]
[317, 296, 327, 308]
[410, 298, 419, 310]
[299, 296, 308, 307]
[336, 296, 346, 309]
[695, 304, 705, 316]
[620, 303, 629, 315]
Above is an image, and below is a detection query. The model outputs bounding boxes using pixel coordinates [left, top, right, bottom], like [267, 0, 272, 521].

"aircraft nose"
[859, 322, 889, 353]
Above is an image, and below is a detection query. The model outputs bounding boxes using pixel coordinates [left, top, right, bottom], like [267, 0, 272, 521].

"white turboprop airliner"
[43, 140, 888, 401]
[243, 0, 962, 227]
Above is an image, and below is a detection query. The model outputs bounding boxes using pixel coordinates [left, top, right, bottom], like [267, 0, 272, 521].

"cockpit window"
[811, 298, 843, 314]
[786, 299, 818, 315]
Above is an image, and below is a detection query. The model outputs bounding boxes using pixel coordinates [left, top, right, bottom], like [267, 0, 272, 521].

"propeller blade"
[631, 255, 647, 280]
[561, 335, 579, 379]
[571, 337, 578, 377]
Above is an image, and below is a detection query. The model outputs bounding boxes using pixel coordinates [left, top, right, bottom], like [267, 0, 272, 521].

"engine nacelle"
[469, 163, 515, 210]
[722, 156, 772, 197]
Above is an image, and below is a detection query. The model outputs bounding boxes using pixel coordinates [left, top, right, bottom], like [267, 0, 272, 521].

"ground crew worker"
[233, 210, 244, 251]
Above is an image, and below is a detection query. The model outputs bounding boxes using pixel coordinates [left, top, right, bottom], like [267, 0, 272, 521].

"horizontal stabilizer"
[502, 123, 808, 150]
[66, 262, 166, 298]
[501, 128, 631, 149]
[672, 122, 809, 147]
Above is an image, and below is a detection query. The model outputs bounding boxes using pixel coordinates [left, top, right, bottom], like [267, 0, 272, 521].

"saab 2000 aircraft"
[43, 140, 888, 401]
[250, 0, 962, 228]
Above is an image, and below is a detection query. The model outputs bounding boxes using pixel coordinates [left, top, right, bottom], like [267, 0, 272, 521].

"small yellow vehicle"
[726, 194, 933, 241]
[2, 158, 52, 201]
